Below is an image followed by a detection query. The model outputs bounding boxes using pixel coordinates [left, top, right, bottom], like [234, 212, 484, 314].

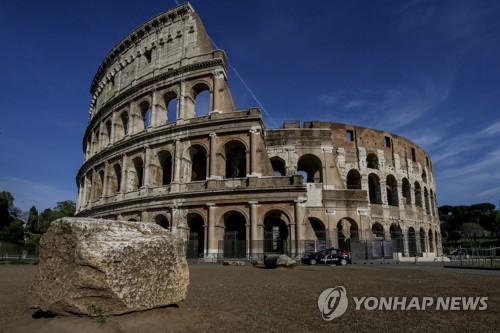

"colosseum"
[76, 3, 443, 262]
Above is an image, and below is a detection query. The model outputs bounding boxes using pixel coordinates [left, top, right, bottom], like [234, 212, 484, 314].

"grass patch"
[87, 304, 106, 325]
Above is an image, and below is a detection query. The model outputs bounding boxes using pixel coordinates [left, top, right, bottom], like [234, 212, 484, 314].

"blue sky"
[0, 0, 499, 212]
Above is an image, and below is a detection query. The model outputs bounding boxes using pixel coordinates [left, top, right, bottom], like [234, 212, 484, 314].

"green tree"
[0, 191, 14, 229]
[36, 201, 76, 233]
[26, 206, 39, 233]
[0, 191, 24, 244]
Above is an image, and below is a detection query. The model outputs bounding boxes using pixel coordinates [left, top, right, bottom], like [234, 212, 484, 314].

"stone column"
[102, 162, 109, 203]
[249, 201, 261, 257]
[178, 80, 187, 120]
[143, 146, 151, 188]
[322, 146, 333, 189]
[173, 139, 182, 185]
[119, 154, 127, 199]
[207, 203, 217, 258]
[151, 91, 158, 127]
[403, 232, 409, 257]
[249, 128, 259, 176]
[97, 122, 104, 153]
[209, 133, 217, 179]
[77, 178, 84, 211]
[294, 200, 306, 257]
[212, 70, 224, 113]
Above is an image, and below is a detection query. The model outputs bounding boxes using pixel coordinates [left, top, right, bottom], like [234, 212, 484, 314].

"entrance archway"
[337, 218, 358, 251]
[223, 211, 247, 258]
[408, 227, 417, 257]
[264, 211, 289, 254]
[390, 224, 404, 255]
[187, 213, 205, 259]
[372, 222, 384, 238]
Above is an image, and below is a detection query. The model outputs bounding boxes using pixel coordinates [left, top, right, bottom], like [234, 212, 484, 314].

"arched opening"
[386, 175, 399, 206]
[422, 170, 427, 183]
[187, 213, 205, 259]
[139, 101, 151, 130]
[155, 214, 170, 230]
[309, 218, 326, 241]
[120, 112, 129, 137]
[420, 228, 426, 254]
[193, 83, 211, 115]
[264, 211, 289, 254]
[110, 163, 121, 194]
[297, 154, 322, 183]
[414, 181, 422, 207]
[424, 187, 431, 214]
[128, 218, 138, 222]
[368, 173, 382, 204]
[372, 223, 384, 238]
[225, 141, 247, 178]
[95, 170, 104, 198]
[164, 92, 177, 123]
[366, 153, 379, 169]
[93, 130, 100, 154]
[104, 120, 112, 147]
[337, 218, 359, 251]
[132, 157, 144, 190]
[187, 145, 207, 182]
[390, 224, 404, 255]
[223, 211, 247, 258]
[430, 189, 436, 215]
[346, 169, 362, 189]
[402, 178, 411, 205]
[158, 151, 173, 186]
[429, 229, 435, 253]
[271, 157, 286, 176]
[408, 227, 417, 256]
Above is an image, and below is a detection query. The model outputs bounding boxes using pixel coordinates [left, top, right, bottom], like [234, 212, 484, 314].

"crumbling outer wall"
[89, 4, 214, 118]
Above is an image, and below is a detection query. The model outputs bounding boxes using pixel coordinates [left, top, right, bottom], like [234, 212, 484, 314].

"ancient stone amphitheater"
[76, 3, 442, 262]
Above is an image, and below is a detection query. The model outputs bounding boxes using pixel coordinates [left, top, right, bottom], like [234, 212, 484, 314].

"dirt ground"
[0, 263, 499, 333]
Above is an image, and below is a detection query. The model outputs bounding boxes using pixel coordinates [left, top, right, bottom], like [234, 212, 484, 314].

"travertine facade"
[76, 3, 442, 261]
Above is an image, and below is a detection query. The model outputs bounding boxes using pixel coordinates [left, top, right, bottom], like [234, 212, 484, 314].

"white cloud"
[480, 119, 500, 137]
[344, 99, 366, 109]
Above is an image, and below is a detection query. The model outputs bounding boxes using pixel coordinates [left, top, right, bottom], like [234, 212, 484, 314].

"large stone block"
[28, 218, 189, 316]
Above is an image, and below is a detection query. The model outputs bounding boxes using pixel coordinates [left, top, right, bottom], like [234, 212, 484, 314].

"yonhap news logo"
[318, 286, 488, 321]
[317, 286, 349, 321]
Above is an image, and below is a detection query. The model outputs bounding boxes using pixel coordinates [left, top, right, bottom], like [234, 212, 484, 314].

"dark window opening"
[346, 130, 354, 142]
[271, 157, 286, 176]
[346, 169, 362, 189]
[411, 147, 416, 162]
[384, 136, 391, 147]
[226, 147, 247, 178]
[366, 153, 379, 169]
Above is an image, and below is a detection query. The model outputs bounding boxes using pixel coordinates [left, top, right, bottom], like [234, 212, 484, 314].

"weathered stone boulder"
[264, 254, 296, 268]
[28, 218, 189, 316]
[276, 255, 296, 268]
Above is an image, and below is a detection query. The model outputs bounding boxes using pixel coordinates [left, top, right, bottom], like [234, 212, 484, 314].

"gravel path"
[0, 263, 498, 332]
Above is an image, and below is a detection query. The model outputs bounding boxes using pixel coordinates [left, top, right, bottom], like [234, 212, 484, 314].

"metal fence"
[446, 247, 500, 268]
[0, 242, 39, 261]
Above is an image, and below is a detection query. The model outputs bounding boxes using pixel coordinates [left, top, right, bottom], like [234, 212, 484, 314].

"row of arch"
[366, 153, 430, 183]
[86, 83, 212, 160]
[82, 140, 248, 203]
[127, 209, 439, 258]
[346, 169, 437, 215]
